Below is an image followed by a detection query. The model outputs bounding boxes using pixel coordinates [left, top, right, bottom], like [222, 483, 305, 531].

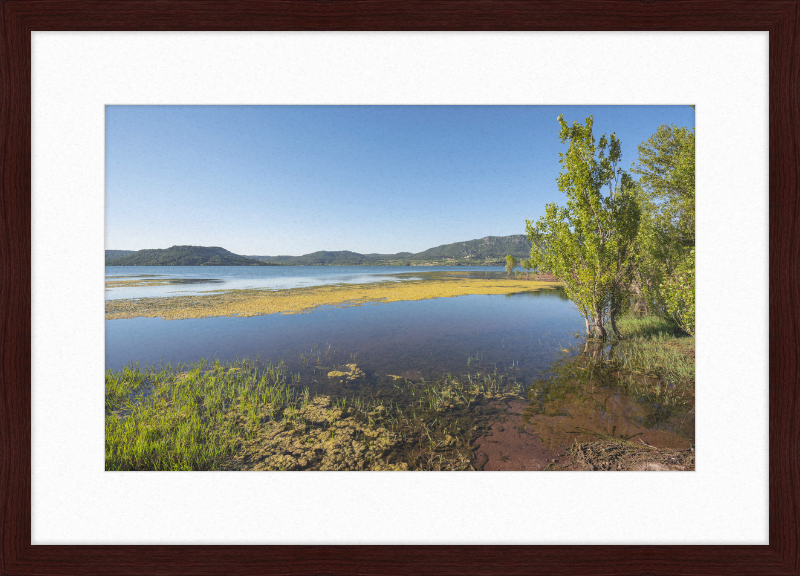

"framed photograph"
[103, 103, 697, 475]
[3, 2, 796, 574]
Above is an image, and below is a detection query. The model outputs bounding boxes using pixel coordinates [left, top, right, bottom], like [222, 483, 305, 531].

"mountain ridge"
[245, 235, 532, 266]
[106, 246, 277, 266]
[106, 235, 532, 266]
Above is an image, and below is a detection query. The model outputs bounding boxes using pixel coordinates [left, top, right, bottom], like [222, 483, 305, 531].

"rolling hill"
[246, 235, 532, 266]
[106, 246, 279, 266]
[105, 235, 533, 267]
[411, 235, 532, 261]
[105, 249, 136, 263]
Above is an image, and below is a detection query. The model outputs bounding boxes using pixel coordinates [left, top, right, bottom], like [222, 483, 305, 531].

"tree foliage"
[661, 249, 695, 335]
[505, 254, 518, 278]
[244, 235, 532, 266]
[526, 115, 640, 339]
[630, 123, 695, 332]
[632, 124, 695, 248]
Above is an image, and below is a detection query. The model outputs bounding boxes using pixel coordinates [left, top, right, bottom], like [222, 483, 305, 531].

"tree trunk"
[609, 284, 622, 339]
[593, 305, 608, 340]
[609, 309, 621, 339]
[583, 339, 605, 359]
[630, 282, 649, 315]
[583, 314, 594, 337]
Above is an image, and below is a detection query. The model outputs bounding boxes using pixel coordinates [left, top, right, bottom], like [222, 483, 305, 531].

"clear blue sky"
[105, 105, 694, 255]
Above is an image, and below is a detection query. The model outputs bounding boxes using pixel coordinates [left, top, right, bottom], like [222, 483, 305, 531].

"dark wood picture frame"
[1, 2, 797, 574]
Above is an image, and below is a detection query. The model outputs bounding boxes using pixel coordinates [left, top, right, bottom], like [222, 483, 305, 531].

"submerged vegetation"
[522, 314, 694, 464]
[608, 315, 695, 408]
[106, 349, 527, 471]
[106, 314, 694, 472]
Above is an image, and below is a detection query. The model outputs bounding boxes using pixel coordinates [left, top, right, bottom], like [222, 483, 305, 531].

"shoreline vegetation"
[105, 272, 561, 321]
[105, 315, 694, 471]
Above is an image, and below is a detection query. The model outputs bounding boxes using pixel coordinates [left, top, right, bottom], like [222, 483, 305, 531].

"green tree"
[632, 123, 695, 248]
[661, 249, 695, 335]
[526, 115, 641, 339]
[505, 254, 518, 278]
[630, 122, 695, 330]
[520, 258, 533, 278]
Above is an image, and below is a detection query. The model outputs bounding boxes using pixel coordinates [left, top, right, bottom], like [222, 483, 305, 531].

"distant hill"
[412, 235, 531, 261]
[105, 249, 135, 263]
[247, 235, 532, 266]
[106, 246, 279, 266]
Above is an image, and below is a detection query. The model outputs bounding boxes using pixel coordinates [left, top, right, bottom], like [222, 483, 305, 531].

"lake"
[105, 266, 581, 375]
[105, 265, 694, 470]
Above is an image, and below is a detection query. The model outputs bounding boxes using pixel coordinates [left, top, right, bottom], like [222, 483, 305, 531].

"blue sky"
[105, 105, 694, 255]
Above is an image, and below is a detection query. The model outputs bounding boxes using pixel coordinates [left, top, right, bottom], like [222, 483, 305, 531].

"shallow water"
[106, 289, 581, 378]
[105, 269, 695, 464]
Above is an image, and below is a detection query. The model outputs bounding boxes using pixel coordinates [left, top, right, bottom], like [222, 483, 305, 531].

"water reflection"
[504, 289, 570, 301]
[522, 340, 694, 451]
[105, 292, 586, 377]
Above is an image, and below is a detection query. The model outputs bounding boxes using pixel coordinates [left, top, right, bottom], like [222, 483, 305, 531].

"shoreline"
[106, 341, 694, 472]
[105, 274, 562, 320]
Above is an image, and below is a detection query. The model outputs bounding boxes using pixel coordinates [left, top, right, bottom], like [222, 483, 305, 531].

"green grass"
[611, 315, 695, 407]
[106, 356, 524, 471]
[527, 314, 695, 412]
[105, 359, 308, 470]
[615, 314, 687, 339]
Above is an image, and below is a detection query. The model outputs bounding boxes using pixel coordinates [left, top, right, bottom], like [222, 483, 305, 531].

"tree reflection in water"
[521, 339, 694, 452]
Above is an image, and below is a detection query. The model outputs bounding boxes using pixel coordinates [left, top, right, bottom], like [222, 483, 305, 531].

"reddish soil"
[472, 400, 563, 471]
[471, 399, 694, 471]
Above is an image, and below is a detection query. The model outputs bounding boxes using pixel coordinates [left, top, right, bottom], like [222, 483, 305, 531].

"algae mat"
[105, 276, 562, 320]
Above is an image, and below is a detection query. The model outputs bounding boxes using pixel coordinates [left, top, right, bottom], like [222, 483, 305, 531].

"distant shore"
[105, 272, 562, 321]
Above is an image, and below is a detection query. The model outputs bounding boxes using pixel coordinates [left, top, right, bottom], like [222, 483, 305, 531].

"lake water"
[105, 265, 694, 459]
[104, 265, 497, 300]
[105, 267, 581, 375]
[106, 286, 582, 376]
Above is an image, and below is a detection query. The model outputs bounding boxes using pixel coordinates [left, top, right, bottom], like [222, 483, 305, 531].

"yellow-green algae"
[105, 277, 224, 289]
[105, 274, 561, 320]
[223, 373, 526, 471]
[327, 363, 366, 382]
[225, 396, 408, 471]
[106, 278, 178, 289]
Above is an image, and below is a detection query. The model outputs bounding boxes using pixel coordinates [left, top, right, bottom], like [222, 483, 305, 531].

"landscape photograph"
[105, 104, 695, 472]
